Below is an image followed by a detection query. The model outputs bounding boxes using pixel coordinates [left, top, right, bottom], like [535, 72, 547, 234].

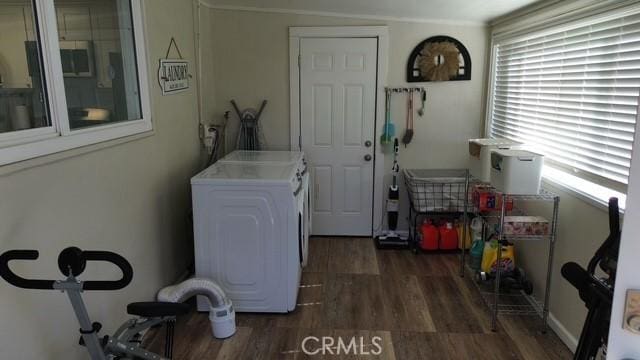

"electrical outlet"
[623, 289, 640, 334]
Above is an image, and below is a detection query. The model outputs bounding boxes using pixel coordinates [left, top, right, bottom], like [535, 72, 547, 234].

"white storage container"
[469, 138, 521, 182]
[490, 149, 544, 195]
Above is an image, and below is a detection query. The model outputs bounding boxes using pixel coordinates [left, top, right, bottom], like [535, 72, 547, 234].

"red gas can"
[439, 222, 459, 250]
[420, 220, 439, 250]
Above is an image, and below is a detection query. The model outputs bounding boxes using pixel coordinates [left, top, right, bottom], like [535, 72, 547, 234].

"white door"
[299, 37, 377, 236]
[607, 113, 640, 357]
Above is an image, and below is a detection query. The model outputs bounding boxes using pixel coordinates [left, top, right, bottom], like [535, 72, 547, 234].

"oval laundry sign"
[158, 59, 190, 95]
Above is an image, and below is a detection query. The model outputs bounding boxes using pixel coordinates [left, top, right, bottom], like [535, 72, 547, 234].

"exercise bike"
[0, 247, 190, 360]
[562, 197, 621, 360]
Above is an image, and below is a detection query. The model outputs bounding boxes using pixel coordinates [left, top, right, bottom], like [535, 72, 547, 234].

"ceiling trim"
[198, 1, 487, 27]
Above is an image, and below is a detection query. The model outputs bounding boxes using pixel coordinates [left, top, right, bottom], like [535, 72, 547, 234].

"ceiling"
[204, 0, 541, 24]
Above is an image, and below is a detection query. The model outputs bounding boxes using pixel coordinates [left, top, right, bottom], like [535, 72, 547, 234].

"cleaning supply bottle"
[456, 221, 472, 249]
[439, 222, 458, 250]
[469, 217, 484, 271]
[420, 220, 439, 250]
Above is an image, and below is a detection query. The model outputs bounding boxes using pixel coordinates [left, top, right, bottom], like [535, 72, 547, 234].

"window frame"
[0, 0, 152, 166]
[484, 3, 640, 208]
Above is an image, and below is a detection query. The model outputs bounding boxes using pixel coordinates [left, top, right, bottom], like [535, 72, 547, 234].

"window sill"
[0, 119, 152, 166]
[541, 166, 626, 213]
[0, 127, 154, 177]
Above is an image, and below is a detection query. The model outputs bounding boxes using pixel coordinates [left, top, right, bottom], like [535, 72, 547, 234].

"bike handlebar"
[0, 248, 133, 291]
[81, 250, 133, 291]
[0, 250, 56, 290]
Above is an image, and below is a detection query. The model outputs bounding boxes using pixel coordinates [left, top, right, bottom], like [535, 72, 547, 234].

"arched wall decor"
[406, 35, 471, 82]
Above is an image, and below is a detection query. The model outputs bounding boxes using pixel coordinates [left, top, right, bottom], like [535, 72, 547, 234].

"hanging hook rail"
[385, 86, 425, 95]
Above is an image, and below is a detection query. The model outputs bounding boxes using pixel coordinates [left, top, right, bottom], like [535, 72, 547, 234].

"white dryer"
[191, 161, 305, 313]
[219, 150, 305, 166]
[218, 150, 310, 265]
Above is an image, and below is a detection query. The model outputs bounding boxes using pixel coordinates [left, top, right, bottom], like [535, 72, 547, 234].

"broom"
[402, 91, 414, 146]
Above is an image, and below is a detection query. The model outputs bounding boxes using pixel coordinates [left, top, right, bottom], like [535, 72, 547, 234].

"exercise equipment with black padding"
[0, 247, 189, 360]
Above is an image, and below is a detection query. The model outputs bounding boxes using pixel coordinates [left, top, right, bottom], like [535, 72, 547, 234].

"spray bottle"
[469, 217, 484, 271]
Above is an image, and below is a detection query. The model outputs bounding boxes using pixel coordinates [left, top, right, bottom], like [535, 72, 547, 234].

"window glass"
[54, 0, 141, 130]
[0, 0, 50, 134]
[490, 11, 640, 190]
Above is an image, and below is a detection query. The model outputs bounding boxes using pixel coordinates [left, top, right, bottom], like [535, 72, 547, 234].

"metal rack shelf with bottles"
[461, 186, 560, 331]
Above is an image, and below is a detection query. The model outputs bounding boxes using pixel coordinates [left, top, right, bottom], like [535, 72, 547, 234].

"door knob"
[364, 140, 372, 148]
[364, 154, 372, 162]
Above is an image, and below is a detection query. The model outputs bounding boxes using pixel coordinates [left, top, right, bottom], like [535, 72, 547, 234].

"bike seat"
[127, 302, 190, 318]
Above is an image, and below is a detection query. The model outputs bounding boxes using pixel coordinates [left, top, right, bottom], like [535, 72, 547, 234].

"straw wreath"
[419, 41, 460, 81]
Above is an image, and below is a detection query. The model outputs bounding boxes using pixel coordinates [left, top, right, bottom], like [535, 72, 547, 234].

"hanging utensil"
[402, 90, 414, 147]
[417, 89, 426, 117]
[380, 90, 394, 145]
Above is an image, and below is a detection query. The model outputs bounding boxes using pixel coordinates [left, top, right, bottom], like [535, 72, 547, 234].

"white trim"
[41, 0, 70, 136]
[0, 0, 153, 167]
[289, 36, 300, 151]
[493, 1, 640, 44]
[483, 40, 498, 139]
[548, 312, 578, 353]
[542, 168, 627, 212]
[0, 127, 58, 147]
[194, 0, 204, 126]
[289, 26, 389, 237]
[491, 0, 639, 39]
[130, 0, 152, 127]
[289, 26, 392, 38]
[0, 120, 152, 165]
[201, 2, 485, 27]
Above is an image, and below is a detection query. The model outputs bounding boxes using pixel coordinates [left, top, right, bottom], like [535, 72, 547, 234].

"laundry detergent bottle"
[420, 220, 439, 250]
[439, 222, 459, 250]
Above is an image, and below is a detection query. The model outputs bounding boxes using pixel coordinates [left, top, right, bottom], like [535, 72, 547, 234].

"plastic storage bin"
[490, 149, 543, 195]
[469, 138, 521, 182]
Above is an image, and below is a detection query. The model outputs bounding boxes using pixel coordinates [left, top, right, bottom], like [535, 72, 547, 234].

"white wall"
[0, 1, 201, 359]
[516, 184, 611, 350]
[203, 8, 489, 229]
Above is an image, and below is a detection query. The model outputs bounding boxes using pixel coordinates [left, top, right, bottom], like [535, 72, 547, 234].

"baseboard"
[548, 312, 578, 353]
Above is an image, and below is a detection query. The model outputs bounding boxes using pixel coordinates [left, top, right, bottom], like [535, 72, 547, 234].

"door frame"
[288, 26, 389, 236]
[607, 99, 640, 357]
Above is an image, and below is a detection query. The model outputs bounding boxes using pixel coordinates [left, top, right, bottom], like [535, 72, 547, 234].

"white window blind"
[490, 10, 640, 189]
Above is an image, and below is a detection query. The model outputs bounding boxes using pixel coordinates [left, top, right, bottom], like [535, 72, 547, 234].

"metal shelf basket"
[403, 169, 475, 256]
[404, 169, 473, 213]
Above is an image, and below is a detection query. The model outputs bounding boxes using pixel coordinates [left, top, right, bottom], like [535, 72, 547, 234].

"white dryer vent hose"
[157, 277, 236, 339]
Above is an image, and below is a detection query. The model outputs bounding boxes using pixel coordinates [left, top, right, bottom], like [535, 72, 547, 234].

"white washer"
[191, 161, 305, 313]
[220, 150, 305, 166]
[218, 150, 310, 266]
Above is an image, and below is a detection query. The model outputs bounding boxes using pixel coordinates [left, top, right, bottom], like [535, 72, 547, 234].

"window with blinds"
[489, 10, 640, 190]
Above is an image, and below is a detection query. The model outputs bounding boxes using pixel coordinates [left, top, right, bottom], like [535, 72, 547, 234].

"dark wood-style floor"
[145, 237, 572, 359]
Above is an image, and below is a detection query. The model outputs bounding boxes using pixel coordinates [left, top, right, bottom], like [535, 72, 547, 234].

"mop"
[375, 138, 408, 249]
